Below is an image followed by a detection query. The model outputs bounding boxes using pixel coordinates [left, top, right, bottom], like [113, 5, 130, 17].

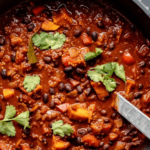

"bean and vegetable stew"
[0, 0, 150, 149]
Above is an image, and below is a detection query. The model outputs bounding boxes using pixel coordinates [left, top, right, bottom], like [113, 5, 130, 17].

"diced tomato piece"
[81, 33, 92, 45]
[32, 6, 47, 16]
[56, 103, 70, 113]
[122, 51, 135, 65]
[62, 55, 74, 67]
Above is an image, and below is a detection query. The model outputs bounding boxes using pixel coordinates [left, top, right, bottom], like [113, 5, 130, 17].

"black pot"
[0, 0, 149, 149]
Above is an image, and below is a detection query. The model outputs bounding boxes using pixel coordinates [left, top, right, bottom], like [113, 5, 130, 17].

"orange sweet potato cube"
[3, 89, 15, 99]
[53, 8, 72, 27]
[41, 20, 60, 31]
[90, 81, 109, 100]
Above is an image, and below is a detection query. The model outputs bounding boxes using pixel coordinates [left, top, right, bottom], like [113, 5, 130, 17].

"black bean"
[88, 59, 96, 66]
[104, 118, 110, 123]
[63, 30, 68, 35]
[138, 84, 143, 90]
[22, 17, 31, 24]
[77, 137, 81, 145]
[97, 20, 104, 28]
[145, 109, 150, 114]
[49, 100, 55, 108]
[109, 41, 115, 50]
[43, 10, 52, 17]
[49, 88, 55, 95]
[91, 31, 98, 41]
[65, 83, 73, 92]
[111, 112, 116, 119]
[78, 128, 87, 135]
[109, 141, 114, 145]
[16, 8, 27, 17]
[85, 87, 92, 96]
[0, 103, 2, 112]
[11, 53, 16, 62]
[131, 24, 135, 32]
[49, 122, 53, 128]
[140, 70, 145, 75]
[112, 29, 116, 38]
[100, 142, 104, 147]
[0, 36, 5, 45]
[134, 92, 143, 99]
[76, 68, 85, 75]
[23, 128, 30, 136]
[77, 86, 83, 94]
[146, 39, 150, 47]
[58, 83, 65, 91]
[101, 110, 107, 116]
[73, 29, 82, 37]
[87, 127, 92, 133]
[64, 66, 73, 73]
[42, 138, 47, 145]
[30, 143, 34, 148]
[103, 43, 107, 49]
[138, 61, 146, 68]
[43, 56, 51, 63]
[54, 59, 59, 67]
[27, 23, 35, 32]
[1, 69, 7, 79]
[103, 144, 109, 150]
[43, 93, 49, 104]
[86, 27, 91, 35]
[147, 61, 150, 68]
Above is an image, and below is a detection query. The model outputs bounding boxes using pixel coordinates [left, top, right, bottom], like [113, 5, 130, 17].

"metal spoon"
[113, 93, 150, 140]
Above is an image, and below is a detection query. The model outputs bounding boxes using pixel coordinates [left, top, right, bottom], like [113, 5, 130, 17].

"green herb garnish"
[32, 32, 66, 50]
[88, 62, 126, 92]
[0, 105, 30, 137]
[23, 75, 40, 92]
[52, 120, 74, 137]
[84, 48, 103, 61]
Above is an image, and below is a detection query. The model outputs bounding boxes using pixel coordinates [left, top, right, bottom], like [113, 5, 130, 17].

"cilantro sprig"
[84, 48, 103, 61]
[0, 105, 30, 137]
[32, 32, 66, 50]
[88, 62, 126, 92]
[51, 120, 74, 137]
[23, 75, 40, 92]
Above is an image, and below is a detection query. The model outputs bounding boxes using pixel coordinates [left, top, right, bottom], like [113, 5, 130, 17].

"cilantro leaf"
[0, 121, 16, 137]
[88, 62, 126, 92]
[32, 32, 66, 50]
[84, 48, 103, 61]
[52, 120, 74, 137]
[4, 105, 16, 120]
[0, 105, 30, 137]
[23, 75, 40, 92]
[28, 38, 38, 64]
[87, 70, 103, 82]
[13, 111, 30, 129]
[113, 63, 126, 82]
[103, 63, 115, 77]
[103, 78, 117, 92]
